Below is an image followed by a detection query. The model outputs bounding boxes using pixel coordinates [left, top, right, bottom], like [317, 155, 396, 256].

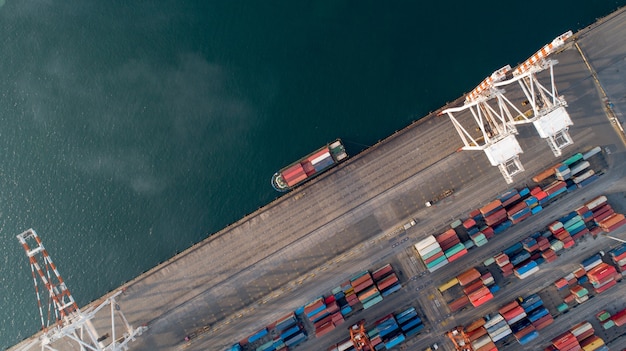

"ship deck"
[10, 6, 626, 351]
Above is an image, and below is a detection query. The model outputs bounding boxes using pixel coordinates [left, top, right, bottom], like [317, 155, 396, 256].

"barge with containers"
[271, 139, 348, 192]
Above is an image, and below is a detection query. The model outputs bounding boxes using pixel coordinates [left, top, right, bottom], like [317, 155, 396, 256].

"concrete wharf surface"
[9, 6, 626, 351]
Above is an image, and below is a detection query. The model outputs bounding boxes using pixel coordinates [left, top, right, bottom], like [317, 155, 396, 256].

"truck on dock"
[425, 189, 455, 207]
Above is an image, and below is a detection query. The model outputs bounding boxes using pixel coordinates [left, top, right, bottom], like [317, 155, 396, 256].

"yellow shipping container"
[438, 277, 459, 292]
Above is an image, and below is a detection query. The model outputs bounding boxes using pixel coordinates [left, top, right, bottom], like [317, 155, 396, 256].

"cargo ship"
[271, 139, 348, 192]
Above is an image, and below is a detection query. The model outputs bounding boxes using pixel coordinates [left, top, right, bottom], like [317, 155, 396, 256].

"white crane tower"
[440, 65, 525, 184]
[15, 229, 146, 351]
[495, 31, 574, 156]
[439, 31, 574, 183]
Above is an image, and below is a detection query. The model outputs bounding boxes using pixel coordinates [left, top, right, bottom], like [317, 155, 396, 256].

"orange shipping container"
[457, 268, 482, 286]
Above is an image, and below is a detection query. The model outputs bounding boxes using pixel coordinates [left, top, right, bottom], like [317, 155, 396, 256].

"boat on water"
[271, 139, 348, 192]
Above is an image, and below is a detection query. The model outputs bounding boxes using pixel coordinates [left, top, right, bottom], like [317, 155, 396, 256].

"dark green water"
[0, 0, 624, 348]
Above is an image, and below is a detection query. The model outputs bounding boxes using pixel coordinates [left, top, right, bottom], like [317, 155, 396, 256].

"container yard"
[10, 6, 626, 351]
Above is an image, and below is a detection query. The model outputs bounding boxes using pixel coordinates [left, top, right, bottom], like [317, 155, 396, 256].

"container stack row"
[367, 307, 425, 351]
[414, 235, 448, 272]
[532, 146, 602, 187]
[232, 311, 307, 351]
[546, 321, 607, 351]
[608, 243, 626, 272]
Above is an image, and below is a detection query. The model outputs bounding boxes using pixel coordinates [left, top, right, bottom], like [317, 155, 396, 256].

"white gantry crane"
[495, 31, 575, 156]
[440, 65, 525, 184]
[15, 229, 146, 351]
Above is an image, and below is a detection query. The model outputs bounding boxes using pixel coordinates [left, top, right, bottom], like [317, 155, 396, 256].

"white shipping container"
[490, 326, 512, 342]
[573, 170, 594, 184]
[585, 195, 608, 211]
[583, 146, 602, 160]
[427, 259, 448, 273]
[311, 152, 332, 165]
[419, 241, 443, 256]
[570, 322, 593, 337]
[551, 240, 564, 252]
[583, 258, 603, 272]
[515, 266, 540, 279]
[484, 314, 505, 329]
[414, 236, 437, 252]
[506, 312, 528, 325]
[575, 295, 589, 304]
[471, 335, 491, 350]
[570, 161, 590, 175]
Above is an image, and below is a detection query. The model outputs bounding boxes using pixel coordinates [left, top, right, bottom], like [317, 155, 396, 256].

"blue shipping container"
[248, 328, 268, 343]
[531, 206, 543, 214]
[578, 174, 599, 187]
[516, 261, 538, 275]
[527, 307, 549, 322]
[494, 220, 512, 234]
[511, 251, 531, 266]
[384, 334, 406, 349]
[400, 318, 422, 332]
[230, 344, 243, 351]
[610, 244, 626, 258]
[284, 332, 307, 347]
[499, 189, 519, 202]
[280, 325, 301, 340]
[395, 307, 417, 325]
[519, 187, 530, 197]
[581, 254, 602, 268]
[404, 323, 425, 337]
[341, 306, 352, 316]
[518, 330, 539, 345]
[275, 316, 297, 332]
[489, 284, 500, 294]
[504, 242, 523, 256]
[520, 294, 542, 310]
[382, 283, 401, 297]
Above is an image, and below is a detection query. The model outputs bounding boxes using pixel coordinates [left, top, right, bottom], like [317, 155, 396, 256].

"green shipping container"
[362, 294, 383, 309]
[427, 255, 448, 268]
[484, 257, 496, 266]
[445, 243, 466, 258]
[602, 320, 615, 329]
[557, 303, 569, 312]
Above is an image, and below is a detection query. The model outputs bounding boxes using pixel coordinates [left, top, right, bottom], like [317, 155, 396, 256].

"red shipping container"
[498, 301, 519, 315]
[605, 218, 626, 232]
[503, 306, 525, 322]
[449, 295, 470, 312]
[612, 307, 626, 326]
[437, 229, 458, 243]
[563, 239, 575, 249]
[594, 279, 617, 294]
[470, 291, 493, 307]
[315, 322, 335, 337]
[573, 268, 586, 278]
[475, 342, 497, 351]
[468, 326, 487, 341]
[575, 205, 589, 215]
[470, 209, 482, 218]
[376, 274, 398, 291]
[495, 253, 509, 266]
[502, 193, 522, 208]
[595, 209, 617, 223]
[440, 237, 461, 252]
[501, 262, 514, 272]
[502, 269, 514, 277]
[372, 264, 393, 281]
[485, 208, 507, 226]
[465, 319, 486, 333]
[535, 191, 549, 201]
[588, 263, 617, 282]
[482, 227, 495, 240]
[480, 200, 503, 216]
[351, 273, 372, 287]
[463, 280, 485, 295]
[545, 254, 558, 263]
[424, 250, 446, 265]
[574, 328, 594, 342]
[447, 249, 468, 263]
[532, 314, 554, 329]
[507, 201, 527, 216]
[457, 268, 482, 286]
[591, 203, 612, 215]
[463, 218, 477, 229]
[353, 279, 374, 294]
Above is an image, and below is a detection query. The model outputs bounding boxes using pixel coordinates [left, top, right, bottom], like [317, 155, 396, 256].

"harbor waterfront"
[3, 1, 626, 350]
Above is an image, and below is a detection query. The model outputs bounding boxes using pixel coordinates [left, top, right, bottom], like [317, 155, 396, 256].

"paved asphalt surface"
[10, 7, 626, 351]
